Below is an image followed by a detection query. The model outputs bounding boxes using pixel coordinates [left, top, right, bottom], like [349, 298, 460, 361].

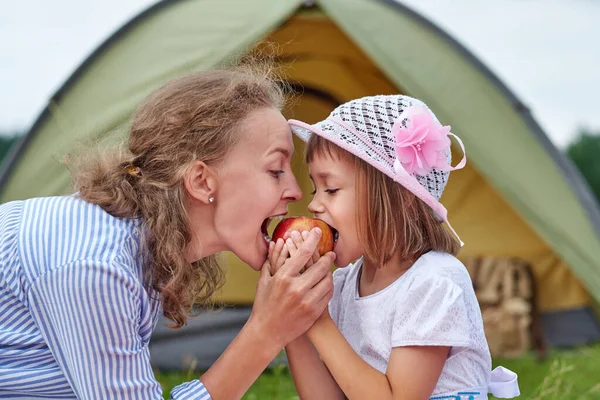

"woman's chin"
[247, 257, 264, 271]
[244, 245, 268, 271]
[230, 237, 269, 271]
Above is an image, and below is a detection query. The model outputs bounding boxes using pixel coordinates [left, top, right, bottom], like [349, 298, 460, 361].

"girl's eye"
[270, 170, 284, 179]
[311, 188, 338, 195]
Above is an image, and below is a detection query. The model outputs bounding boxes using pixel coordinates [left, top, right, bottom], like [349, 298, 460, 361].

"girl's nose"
[308, 196, 323, 215]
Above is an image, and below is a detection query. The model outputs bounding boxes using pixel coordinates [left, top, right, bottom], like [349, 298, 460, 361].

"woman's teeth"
[263, 215, 285, 242]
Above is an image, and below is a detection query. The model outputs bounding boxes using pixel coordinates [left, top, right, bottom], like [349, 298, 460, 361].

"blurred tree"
[567, 129, 600, 204]
[0, 133, 19, 164]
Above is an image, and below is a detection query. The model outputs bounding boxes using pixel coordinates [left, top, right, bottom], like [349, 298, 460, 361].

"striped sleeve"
[26, 260, 212, 400]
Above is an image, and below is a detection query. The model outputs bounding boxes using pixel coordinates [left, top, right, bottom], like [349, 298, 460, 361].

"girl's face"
[213, 107, 302, 270]
[308, 152, 363, 267]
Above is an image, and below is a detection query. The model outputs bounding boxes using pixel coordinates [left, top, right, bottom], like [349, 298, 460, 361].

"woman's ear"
[183, 160, 217, 204]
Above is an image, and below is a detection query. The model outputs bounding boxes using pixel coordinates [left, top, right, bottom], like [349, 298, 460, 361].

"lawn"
[155, 344, 600, 399]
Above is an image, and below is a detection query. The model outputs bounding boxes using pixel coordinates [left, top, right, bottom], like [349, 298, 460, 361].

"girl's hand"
[267, 238, 289, 275]
[268, 230, 320, 275]
[285, 231, 333, 322]
[250, 228, 336, 348]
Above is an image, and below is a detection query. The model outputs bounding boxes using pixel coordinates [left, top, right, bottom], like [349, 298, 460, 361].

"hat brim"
[288, 119, 321, 143]
[289, 118, 376, 170]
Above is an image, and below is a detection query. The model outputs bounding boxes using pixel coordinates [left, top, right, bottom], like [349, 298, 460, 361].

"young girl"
[269, 95, 520, 399]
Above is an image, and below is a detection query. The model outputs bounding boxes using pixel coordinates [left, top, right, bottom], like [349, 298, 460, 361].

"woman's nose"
[283, 175, 303, 202]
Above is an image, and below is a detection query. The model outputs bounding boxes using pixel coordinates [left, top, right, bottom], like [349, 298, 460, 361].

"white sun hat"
[289, 94, 466, 246]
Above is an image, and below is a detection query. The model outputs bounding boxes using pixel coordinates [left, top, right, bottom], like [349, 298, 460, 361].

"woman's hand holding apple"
[268, 216, 336, 275]
[250, 227, 335, 348]
[268, 231, 320, 275]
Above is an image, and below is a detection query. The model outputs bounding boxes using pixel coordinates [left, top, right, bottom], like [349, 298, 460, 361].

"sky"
[1, 0, 599, 148]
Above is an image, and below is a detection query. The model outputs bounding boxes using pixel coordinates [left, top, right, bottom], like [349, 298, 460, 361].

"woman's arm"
[28, 261, 190, 399]
[200, 228, 336, 399]
[27, 228, 333, 400]
[307, 314, 448, 400]
[197, 314, 286, 399]
[285, 334, 346, 400]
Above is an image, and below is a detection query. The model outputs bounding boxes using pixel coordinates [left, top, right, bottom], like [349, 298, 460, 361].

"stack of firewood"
[464, 257, 546, 358]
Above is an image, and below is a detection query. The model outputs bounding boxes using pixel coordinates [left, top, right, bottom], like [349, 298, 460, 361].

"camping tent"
[2, 0, 599, 369]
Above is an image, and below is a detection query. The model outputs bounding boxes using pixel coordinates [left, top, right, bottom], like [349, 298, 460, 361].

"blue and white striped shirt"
[0, 196, 211, 399]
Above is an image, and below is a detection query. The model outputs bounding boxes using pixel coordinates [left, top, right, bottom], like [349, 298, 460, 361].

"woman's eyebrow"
[266, 147, 290, 158]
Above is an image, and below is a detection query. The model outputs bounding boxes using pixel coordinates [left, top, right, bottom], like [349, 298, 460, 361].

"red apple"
[272, 216, 335, 256]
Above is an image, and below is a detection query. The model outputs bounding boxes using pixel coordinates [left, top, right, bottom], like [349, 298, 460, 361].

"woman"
[0, 66, 335, 399]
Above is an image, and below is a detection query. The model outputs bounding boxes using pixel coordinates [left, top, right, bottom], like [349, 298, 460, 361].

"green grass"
[491, 344, 600, 399]
[155, 362, 298, 400]
[156, 344, 600, 399]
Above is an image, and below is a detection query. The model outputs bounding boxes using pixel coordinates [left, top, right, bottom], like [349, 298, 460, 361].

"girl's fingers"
[290, 231, 304, 251]
[276, 239, 290, 269]
[289, 230, 313, 271]
[286, 235, 299, 257]
[302, 231, 320, 266]
[267, 241, 275, 275]
[270, 239, 285, 274]
[271, 238, 283, 263]
[260, 256, 272, 280]
[278, 228, 322, 276]
[267, 240, 274, 263]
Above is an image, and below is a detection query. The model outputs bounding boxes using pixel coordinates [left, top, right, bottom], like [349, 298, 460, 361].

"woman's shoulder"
[17, 195, 143, 275]
[21, 195, 140, 234]
[21, 194, 138, 226]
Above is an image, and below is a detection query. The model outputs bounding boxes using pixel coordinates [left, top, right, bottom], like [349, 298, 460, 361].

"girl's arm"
[285, 334, 346, 400]
[269, 232, 345, 400]
[307, 313, 448, 400]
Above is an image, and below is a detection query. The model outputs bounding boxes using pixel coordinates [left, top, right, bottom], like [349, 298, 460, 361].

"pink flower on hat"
[392, 106, 452, 176]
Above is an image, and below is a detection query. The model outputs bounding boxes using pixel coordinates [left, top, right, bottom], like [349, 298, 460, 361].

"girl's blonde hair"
[305, 134, 459, 268]
[70, 65, 284, 328]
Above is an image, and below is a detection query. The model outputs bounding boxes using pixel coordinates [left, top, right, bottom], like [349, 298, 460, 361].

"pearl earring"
[209, 196, 215, 203]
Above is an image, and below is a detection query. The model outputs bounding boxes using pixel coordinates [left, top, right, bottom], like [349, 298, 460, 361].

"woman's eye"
[269, 170, 284, 178]
[325, 189, 339, 194]
[310, 189, 316, 195]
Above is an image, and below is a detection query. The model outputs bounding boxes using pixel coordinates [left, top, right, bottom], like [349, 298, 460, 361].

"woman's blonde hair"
[70, 65, 284, 328]
[305, 135, 459, 268]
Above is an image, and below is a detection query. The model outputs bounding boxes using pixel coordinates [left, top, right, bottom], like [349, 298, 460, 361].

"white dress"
[328, 251, 519, 399]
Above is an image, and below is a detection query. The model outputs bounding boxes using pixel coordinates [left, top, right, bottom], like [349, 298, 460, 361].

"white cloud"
[0, 0, 157, 134]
